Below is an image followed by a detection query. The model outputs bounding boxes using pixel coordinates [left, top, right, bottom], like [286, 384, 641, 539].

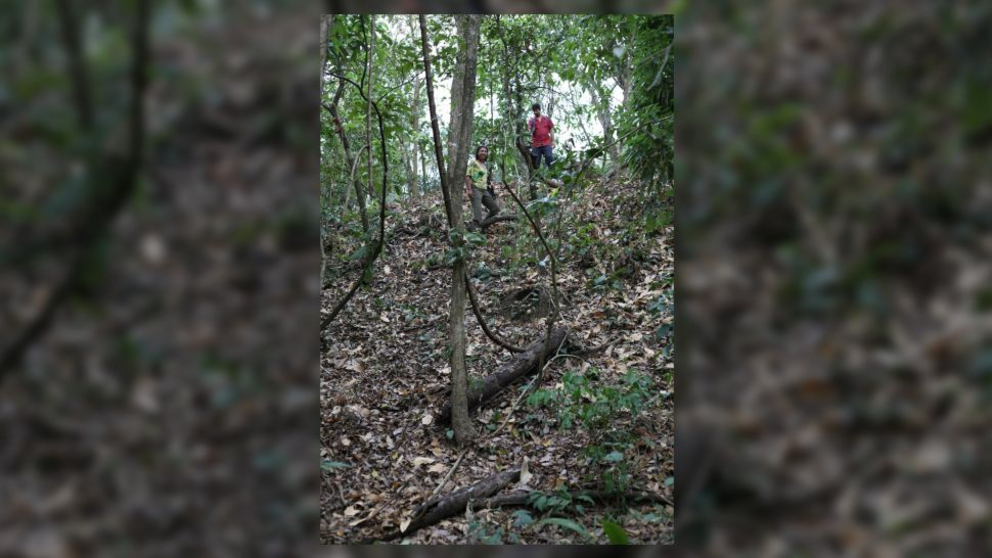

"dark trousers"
[471, 188, 500, 223]
[531, 144, 555, 169]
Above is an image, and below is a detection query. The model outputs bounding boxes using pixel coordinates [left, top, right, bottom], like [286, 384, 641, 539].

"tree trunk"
[407, 16, 421, 198]
[621, 48, 633, 107]
[420, 147, 427, 194]
[419, 15, 478, 446]
[618, 47, 633, 163]
[495, 15, 521, 188]
[327, 85, 369, 233]
[320, 15, 331, 288]
[513, 73, 538, 201]
[407, 143, 419, 197]
[588, 83, 620, 166]
[445, 17, 480, 192]
[445, 14, 482, 446]
[365, 15, 376, 223]
[320, 16, 329, 87]
[399, 149, 411, 197]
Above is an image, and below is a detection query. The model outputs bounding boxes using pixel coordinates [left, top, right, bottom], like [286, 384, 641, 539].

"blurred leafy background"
[677, 1, 992, 555]
[1, 0, 990, 555]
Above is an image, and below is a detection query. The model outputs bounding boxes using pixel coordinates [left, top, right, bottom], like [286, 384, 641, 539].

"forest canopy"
[320, 14, 673, 216]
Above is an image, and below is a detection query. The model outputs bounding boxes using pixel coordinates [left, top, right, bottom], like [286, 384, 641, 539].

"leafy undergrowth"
[321, 177, 674, 544]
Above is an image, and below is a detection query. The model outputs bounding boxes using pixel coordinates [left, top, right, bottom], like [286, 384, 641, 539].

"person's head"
[475, 145, 489, 161]
[531, 103, 541, 117]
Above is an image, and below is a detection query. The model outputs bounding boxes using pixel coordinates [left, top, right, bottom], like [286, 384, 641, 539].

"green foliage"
[628, 504, 670, 524]
[527, 369, 655, 493]
[616, 15, 674, 190]
[535, 517, 591, 541]
[443, 247, 466, 267]
[602, 519, 629, 544]
[471, 261, 495, 281]
[320, 460, 352, 471]
[467, 518, 518, 544]
[511, 509, 535, 528]
[465, 231, 487, 246]
[648, 292, 674, 316]
[525, 192, 560, 219]
[528, 489, 575, 515]
[444, 228, 486, 266]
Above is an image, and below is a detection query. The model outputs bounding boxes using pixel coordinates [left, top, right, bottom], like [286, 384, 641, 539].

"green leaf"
[602, 519, 629, 544]
[348, 244, 369, 262]
[575, 493, 595, 504]
[511, 509, 534, 528]
[604, 451, 624, 463]
[465, 231, 486, 246]
[321, 459, 351, 471]
[537, 517, 589, 540]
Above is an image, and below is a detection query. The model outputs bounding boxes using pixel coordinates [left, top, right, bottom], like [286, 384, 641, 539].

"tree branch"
[464, 275, 526, 353]
[320, 73, 389, 330]
[417, 15, 453, 223]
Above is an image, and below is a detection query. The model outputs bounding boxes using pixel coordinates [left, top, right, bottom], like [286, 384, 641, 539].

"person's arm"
[465, 174, 473, 197]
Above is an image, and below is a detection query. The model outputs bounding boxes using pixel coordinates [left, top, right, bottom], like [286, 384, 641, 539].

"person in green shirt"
[465, 145, 500, 229]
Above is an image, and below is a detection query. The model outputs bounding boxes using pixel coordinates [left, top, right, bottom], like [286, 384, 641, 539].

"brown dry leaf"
[344, 360, 364, 373]
[412, 456, 435, 467]
[518, 457, 533, 487]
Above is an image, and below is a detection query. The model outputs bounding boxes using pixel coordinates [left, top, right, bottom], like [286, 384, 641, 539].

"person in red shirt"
[527, 103, 555, 169]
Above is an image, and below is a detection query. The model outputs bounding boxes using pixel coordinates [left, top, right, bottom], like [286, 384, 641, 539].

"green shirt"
[467, 158, 488, 191]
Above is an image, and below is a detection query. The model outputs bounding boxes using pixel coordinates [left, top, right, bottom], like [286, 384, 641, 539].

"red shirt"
[528, 115, 554, 147]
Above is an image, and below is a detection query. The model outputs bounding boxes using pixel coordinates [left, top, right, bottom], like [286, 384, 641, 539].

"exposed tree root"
[364, 467, 521, 543]
[364, 479, 672, 543]
[437, 328, 568, 424]
[480, 214, 517, 229]
[464, 276, 527, 353]
[477, 489, 674, 509]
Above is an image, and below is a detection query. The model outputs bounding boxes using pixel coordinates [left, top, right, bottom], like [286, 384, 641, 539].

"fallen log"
[476, 489, 674, 509]
[365, 467, 521, 543]
[437, 328, 567, 424]
[360, 482, 673, 543]
[480, 214, 518, 230]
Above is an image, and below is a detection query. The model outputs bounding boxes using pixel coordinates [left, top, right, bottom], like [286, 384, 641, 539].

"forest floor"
[321, 176, 674, 544]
